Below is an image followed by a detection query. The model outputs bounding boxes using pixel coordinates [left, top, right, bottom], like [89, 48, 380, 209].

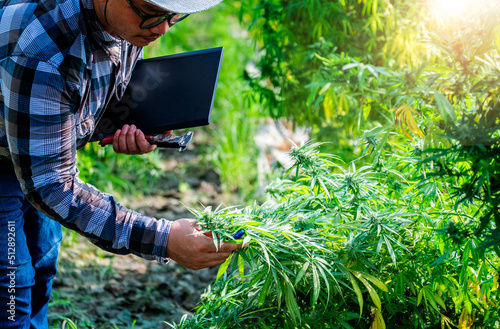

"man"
[0, 0, 243, 327]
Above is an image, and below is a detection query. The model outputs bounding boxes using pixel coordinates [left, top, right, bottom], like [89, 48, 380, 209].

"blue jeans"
[0, 160, 62, 329]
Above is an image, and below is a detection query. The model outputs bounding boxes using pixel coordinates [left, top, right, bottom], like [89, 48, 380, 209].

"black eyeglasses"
[125, 0, 190, 29]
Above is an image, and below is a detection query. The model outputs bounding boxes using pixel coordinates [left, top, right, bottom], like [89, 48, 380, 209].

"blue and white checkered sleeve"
[0, 55, 171, 262]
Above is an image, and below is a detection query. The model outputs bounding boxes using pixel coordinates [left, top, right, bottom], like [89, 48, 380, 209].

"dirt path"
[49, 142, 230, 328]
[51, 247, 218, 328]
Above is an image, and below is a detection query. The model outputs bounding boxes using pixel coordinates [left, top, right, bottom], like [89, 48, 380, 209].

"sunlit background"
[429, 0, 496, 23]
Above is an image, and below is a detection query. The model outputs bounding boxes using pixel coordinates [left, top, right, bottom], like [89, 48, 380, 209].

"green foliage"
[49, 316, 137, 329]
[387, 0, 500, 252]
[169, 142, 500, 329]
[166, 2, 500, 327]
[77, 143, 165, 196]
[421, 112, 500, 251]
[237, 0, 430, 126]
[210, 109, 259, 195]
[145, 2, 262, 197]
[236, 0, 500, 156]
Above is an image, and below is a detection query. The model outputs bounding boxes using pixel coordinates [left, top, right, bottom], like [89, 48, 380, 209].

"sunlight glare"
[429, 0, 480, 22]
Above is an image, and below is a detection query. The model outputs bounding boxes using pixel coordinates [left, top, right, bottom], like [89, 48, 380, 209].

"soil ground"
[49, 139, 235, 328]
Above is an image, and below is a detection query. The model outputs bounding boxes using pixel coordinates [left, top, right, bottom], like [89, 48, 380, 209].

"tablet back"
[94, 47, 224, 138]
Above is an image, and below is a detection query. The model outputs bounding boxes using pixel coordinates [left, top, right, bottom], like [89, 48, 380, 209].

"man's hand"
[113, 124, 157, 154]
[167, 218, 245, 270]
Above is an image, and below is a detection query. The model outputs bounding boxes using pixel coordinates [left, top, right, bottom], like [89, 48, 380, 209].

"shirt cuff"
[153, 218, 172, 265]
[156, 256, 171, 265]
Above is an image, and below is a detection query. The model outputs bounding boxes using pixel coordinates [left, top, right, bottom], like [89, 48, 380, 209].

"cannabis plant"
[168, 142, 500, 329]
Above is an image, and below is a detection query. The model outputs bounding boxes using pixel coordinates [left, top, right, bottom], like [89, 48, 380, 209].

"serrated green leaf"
[424, 287, 439, 312]
[259, 274, 272, 306]
[433, 291, 447, 310]
[216, 254, 233, 281]
[358, 272, 389, 292]
[349, 273, 364, 315]
[238, 252, 245, 279]
[248, 226, 277, 239]
[311, 265, 320, 305]
[384, 235, 397, 267]
[284, 276, 300, 322]
[464, 296, 472, 314]
[343, 62, 360, 70]
[417, 288, 424, 306]
[294, 261, 310, 286]
[434, 92, 456, 125]
[272, 269, 282, 306]
[357, 275, 382, 310]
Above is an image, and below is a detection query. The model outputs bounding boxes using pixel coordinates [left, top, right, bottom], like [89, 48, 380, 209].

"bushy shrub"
[168, 142, 500, 329]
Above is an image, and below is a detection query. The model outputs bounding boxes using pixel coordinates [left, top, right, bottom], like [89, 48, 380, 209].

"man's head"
[93, 0, 223, 46]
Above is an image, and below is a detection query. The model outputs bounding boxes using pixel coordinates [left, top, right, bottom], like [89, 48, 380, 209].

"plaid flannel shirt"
[0, 0, 171, 263]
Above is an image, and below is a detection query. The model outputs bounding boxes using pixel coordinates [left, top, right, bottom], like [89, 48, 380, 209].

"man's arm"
[0, 54, 243, 267]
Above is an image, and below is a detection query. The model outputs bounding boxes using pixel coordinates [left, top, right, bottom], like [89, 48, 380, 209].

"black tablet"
[93, 47, 224, 138]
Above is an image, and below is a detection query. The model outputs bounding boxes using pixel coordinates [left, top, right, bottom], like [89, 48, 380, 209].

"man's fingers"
[204, 251, 233, 261]
[185, 251, 234, 269]
[126, 125, 140, 154]
[112, 129, 121, 153]
[112, 125, 156, 154]
[218, 241, 245, 253]
[136, 129, 157, 153]
[118, 124, 129, 153]
[201, 240, 245, 254]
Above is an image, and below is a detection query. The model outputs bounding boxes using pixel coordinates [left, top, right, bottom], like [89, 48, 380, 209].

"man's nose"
[149, 20, 170, 35]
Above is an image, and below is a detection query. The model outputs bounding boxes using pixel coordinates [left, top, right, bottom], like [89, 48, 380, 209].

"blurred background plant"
[77, 143, 165, 197]
[235, 0, 500, 249]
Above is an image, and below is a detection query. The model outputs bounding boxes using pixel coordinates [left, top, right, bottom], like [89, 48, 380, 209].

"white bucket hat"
[143, 0, 224, 14]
